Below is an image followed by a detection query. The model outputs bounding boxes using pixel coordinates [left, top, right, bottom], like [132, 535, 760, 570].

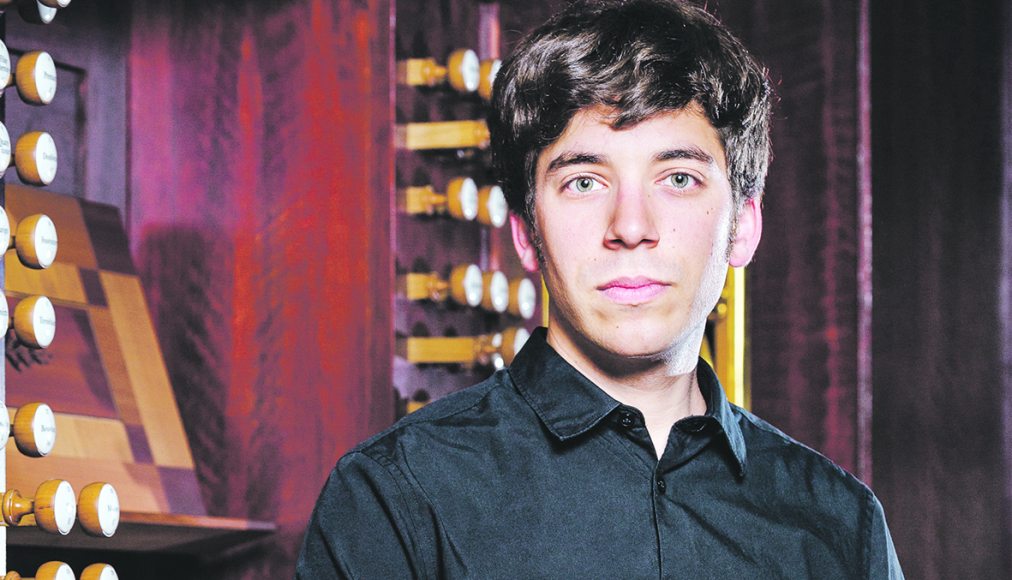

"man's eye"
[569, 177, 600, 193]
[667, 173, 696, 189]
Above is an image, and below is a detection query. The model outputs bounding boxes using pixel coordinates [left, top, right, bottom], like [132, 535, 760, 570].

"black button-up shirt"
[298, 328, 903, 579]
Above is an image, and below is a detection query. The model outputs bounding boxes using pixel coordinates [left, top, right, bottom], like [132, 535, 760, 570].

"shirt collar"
[508, 327, 747, 476]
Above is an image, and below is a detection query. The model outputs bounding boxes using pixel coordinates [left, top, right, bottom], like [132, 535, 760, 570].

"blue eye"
[668, 173, 696, 189]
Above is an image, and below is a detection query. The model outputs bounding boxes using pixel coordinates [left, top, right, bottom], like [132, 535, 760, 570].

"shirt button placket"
[655, 477, 666, 495]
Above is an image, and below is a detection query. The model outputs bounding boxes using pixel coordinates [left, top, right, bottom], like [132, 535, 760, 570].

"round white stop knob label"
[0, 123, 11, 172]
[32, 402, 57, 456]
[96, 483, 121, 537]
[485, 271, 509, 313]
[462, 264, 483, 307]
[33, 132, 59, 185]
[31, 214, 59, 268]
[31, 295, 57, 348]
[513, 278, 537, 320]
[53, 480, 76, 535]
[0, 403, 9, 449]
[512, 327, 531, 355]
[454, 177, 479, 221]
[32, 51, 58, 104]
[0, 295, 9, 335]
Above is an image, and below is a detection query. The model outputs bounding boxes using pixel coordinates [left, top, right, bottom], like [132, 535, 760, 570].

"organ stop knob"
[3, 562, 75, 580]
[2, 479, 76, 535]
[77, 482, 120, 537]
[80, 565, 117, 580]
[0, 125, 59, 186]
[13, 294, 57, 349]
[0, 401, 57, 457]
[1, 207, 60, 269]
[0, 45, 57, 105]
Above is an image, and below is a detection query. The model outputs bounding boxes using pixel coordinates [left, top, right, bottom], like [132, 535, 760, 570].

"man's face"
[512, 105, 761, 373]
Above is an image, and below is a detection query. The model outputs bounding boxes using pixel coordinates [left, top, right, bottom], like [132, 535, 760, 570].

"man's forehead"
[538, 104, 727, 172]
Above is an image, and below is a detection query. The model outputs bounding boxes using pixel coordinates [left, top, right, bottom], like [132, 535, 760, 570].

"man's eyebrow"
[655, 147, 716, 166]
[544, 152, 604, 176]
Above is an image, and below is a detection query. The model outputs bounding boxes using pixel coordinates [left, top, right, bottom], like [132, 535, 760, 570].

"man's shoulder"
[734, 405, 875, 506]
[345, 369, 521, 463]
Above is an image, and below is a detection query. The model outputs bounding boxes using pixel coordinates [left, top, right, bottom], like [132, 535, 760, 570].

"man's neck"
[546, 326, 708, 459]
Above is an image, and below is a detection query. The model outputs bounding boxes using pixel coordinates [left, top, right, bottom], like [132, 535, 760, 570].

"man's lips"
[597, 276, 669, 304]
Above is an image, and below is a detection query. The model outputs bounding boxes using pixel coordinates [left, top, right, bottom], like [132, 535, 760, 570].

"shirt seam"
[353, 378, 506, 455]
[355, 449, 434, 580]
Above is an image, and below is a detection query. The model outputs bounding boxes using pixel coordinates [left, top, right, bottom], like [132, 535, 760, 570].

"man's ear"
[510, 213, 541, 273]
[728, 196, 763, 268]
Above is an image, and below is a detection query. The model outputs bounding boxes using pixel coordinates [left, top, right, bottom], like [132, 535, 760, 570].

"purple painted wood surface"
[129, 1, 394, 577]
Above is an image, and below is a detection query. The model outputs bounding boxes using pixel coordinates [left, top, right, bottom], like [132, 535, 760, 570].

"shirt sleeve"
[296, 451, 428, 579]
[865, 491, 905, 580]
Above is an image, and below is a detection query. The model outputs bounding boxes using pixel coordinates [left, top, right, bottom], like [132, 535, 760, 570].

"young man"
[297, 1, 903, 577]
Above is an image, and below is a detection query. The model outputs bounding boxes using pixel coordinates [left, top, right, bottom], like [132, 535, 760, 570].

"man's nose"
[604, 184, 659, 249]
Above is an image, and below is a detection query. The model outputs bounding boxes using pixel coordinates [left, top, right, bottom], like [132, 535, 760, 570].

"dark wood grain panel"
[716, 0, 869, 476]
[870, 0, 1010, 577]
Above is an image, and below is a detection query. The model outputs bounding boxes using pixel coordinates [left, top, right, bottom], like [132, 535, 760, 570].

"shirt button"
[655, 478, 666, 494]
[619, 413, 634, 428]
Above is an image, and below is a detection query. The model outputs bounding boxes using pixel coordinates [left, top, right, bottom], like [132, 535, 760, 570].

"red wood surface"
[128, 1, 394, 576]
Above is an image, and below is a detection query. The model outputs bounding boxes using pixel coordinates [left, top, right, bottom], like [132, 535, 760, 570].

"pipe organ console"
[0, 5, 120, 577]
[394, 5, 538, 415]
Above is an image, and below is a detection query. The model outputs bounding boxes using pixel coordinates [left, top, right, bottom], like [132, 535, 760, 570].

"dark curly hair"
[488, 0, 773, 230]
